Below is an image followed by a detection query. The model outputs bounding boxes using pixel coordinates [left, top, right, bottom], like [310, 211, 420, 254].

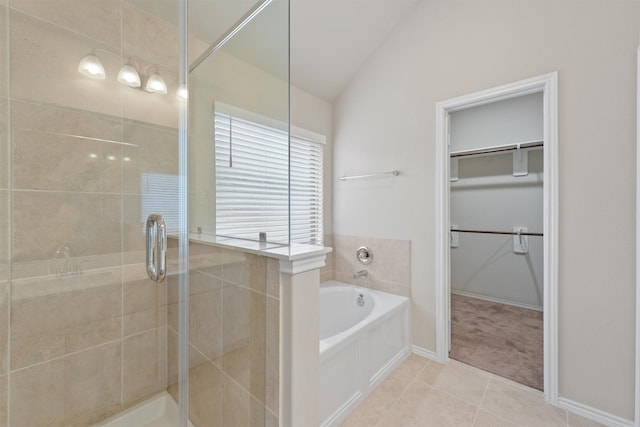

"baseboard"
[451, 290, 543, 312]
[411, 347, 631, 427]
[557, 397, 634, 427]
[412, 345, 438, 361]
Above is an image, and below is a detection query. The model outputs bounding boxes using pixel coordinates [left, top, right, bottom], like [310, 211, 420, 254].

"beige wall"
[333, 0, 639, 420]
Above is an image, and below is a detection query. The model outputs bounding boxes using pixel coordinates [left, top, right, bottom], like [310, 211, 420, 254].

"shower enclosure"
[0, 0, 288, 425]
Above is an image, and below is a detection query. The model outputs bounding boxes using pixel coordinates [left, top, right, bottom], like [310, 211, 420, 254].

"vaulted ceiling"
[290, 0, 422, 101]
[125, 0, 422, 101]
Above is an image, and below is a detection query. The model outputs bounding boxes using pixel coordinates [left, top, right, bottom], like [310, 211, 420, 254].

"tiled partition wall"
[321, 234, 411, 297]
[0, 1, 186, 425]
[0, 2, 8, 425]
[167, 242, 280, 427]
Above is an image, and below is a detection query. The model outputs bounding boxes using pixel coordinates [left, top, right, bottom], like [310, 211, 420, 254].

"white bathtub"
[319, 281, 410, 427]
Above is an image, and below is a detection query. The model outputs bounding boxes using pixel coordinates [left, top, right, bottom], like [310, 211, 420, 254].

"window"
[140, 172, 179, 233]
[214, 110, 324, 245]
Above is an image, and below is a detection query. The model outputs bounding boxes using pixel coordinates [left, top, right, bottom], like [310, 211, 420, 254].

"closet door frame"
[434, 72, 559, 404]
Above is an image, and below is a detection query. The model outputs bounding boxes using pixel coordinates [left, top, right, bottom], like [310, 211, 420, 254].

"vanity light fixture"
[145, 72, 168, 94]
[78, 52, 105, 79]
[117, 62, 141, 88]
[79, 50, 181, 97]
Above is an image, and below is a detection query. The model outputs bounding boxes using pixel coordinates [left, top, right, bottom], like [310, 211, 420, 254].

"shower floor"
[450, 293, 543, 390]
[92, 392, 194, 427]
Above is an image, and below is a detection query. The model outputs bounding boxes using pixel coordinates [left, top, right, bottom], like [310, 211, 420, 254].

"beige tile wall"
[1, 0, 7, 424]
[0, 281, 5, 374]
[167, 242, 279, 427]
[0, 100, 7, 192]
[0, 373, 6, 427]
[2, 1, 281, 426]
[319, 234, 335, 283]
[323, 234, 411, 297]
[3, 1, 184, 426]
[11, 100, 124, 192]
[0, 2, 7, 105]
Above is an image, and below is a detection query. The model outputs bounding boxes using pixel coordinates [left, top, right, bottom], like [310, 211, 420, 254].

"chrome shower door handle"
[146, 214, 167, 282]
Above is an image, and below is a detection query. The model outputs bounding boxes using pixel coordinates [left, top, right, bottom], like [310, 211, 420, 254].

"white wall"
[450, 94, 543, 309]
[333, 0, 638, 420]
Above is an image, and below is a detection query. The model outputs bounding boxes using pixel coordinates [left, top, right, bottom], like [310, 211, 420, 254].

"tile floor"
[339, 354, 605, 427]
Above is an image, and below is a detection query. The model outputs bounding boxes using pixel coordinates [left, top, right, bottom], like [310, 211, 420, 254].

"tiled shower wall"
[0, 1, 181, 425]
[1, 2, 279, 426]
[321, 234, 411, 297]
[167, 242, 280, 427]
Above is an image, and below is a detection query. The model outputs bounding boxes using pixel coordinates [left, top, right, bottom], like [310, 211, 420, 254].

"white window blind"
[214, 112, 324, 244]
[140, 172, 179, 233]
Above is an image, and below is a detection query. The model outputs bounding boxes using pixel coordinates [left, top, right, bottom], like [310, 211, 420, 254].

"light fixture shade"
[78, 53, 105, 79]
[176, 85, 188, 100]
[145, 72, 168, 94]
[118, 64, 141, 87]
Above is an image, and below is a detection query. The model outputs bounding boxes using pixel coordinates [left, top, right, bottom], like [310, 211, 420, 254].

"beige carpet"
[450, 294, 543, 390]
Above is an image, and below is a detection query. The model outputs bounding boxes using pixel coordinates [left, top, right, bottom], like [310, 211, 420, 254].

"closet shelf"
[450, 140, 543, 159]
[452, 228, 543, 237]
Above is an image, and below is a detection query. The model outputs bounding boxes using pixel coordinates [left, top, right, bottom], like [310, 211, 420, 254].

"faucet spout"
[353, 269, 368, 279]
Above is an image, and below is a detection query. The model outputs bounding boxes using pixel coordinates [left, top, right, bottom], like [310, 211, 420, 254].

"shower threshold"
[92, 392, 194, 427]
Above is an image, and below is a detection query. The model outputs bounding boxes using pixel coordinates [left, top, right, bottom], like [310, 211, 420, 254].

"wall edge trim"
[559, 397, 634, 427]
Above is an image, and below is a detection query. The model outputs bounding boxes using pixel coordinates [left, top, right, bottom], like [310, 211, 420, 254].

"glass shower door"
[1, 0, 288, 424]
[184, 0, 289, 425]
[1, 0, 188, 426]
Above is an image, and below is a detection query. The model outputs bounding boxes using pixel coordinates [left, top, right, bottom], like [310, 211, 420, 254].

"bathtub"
[319, 281, 411, 427]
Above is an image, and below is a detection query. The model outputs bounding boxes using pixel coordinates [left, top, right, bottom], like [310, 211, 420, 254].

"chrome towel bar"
[338, 170, 400, 181]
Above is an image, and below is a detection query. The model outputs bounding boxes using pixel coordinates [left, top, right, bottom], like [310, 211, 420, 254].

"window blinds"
[214, 112, 324, 245]
[140, 172, 179, 233]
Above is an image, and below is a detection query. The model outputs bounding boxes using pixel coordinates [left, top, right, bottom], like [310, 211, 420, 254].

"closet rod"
[450, 140, 543, 158]
[453, 229, 543, 237]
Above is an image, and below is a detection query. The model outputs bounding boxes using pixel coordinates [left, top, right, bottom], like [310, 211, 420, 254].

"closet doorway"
[449, 92, 543, 390]
[434, 73, 559, 402]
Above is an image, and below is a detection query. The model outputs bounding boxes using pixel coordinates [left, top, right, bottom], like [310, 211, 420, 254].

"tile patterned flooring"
[339, 354, 605, 427]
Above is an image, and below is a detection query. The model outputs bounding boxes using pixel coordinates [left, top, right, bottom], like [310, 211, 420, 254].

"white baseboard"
[451, 290, 543, 312]
[558, 397, 634, 427]
[412, 346, 632, 427]
[412, 345, 438, 361]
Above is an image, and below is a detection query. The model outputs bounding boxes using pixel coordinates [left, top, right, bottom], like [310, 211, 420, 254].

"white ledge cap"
[184, 233, 332, 274]
[262, 244, 332, 274]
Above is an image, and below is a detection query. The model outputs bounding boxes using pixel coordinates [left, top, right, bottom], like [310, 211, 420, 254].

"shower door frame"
[434, 72, 559, 404]
[177, 0, 190, 425]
